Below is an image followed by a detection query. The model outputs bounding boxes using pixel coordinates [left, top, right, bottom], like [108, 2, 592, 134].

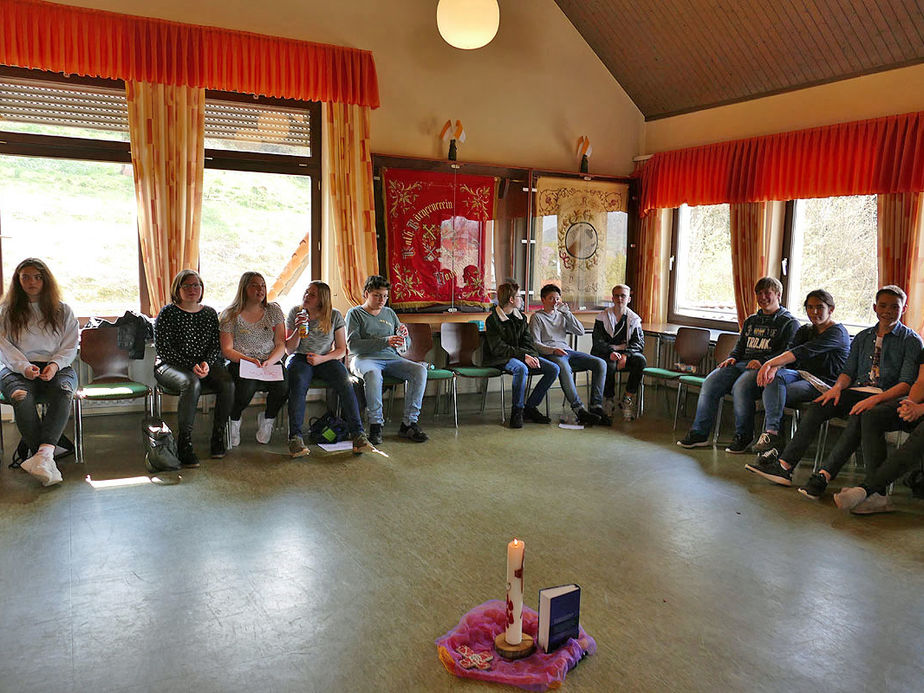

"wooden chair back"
[714, 332, 739, 364]
[404, 323, 433, 363]
[674, 327, 711, 368]
[440, 322, 480, 367]
[79, 327, 133, 383]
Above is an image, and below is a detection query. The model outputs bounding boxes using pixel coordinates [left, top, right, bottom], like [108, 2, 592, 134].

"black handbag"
[141, 417, 182, 472]
[307, 411, 350, 444]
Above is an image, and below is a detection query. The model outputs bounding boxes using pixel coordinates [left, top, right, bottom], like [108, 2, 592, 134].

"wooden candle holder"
[494, 632, 536, 660]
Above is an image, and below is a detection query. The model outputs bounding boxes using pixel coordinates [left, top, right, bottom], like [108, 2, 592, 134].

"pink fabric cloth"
[435, 599, 596, 691]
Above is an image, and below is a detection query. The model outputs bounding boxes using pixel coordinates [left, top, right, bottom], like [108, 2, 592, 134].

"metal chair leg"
[452, 376, 458, 428]
[500, 375, 506, 423]
[673, 382, 684, 430]
[713, 399, 724, 445]
[480, 379, 489, 413]
[73, 398, 83, 463]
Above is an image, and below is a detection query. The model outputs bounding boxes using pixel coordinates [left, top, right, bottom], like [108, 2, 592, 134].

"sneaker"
[229, 419, 242, 447]
[178, 447, 200, 468]
[798, 472, 828, 499]
[744, 458, 793, 486]
[755, 447, 780, 466]
[288, 435, 310, 458]
[677, 431, 710, 448]
[621, 393, 637, 421]
[22, 449, 62, 486]
[589, 406, 612, 427]
[524, 406, 551, 424]
[751, 431, 780, 454]
[575, 408, 601, 426]
[399, 421, 429, 442]
[368, 423, 383, 445]
[850, 492, 894, 515]
[256, 412, 274, 445]
[724, 434, 752, 454]
[352, 433, 372, 455]
[509, 406, 524, 429]
[834, 486, 869, 512]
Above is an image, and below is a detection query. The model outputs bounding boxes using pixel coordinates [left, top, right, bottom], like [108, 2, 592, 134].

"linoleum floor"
[1, 404, 922, 693]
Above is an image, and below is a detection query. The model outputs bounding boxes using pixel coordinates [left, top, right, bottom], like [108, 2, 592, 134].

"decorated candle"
[505, 538, 526, 644]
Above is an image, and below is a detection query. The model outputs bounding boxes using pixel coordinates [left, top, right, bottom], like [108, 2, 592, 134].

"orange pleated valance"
[636, 111, 924, 216]
[0, 0, 380, 107]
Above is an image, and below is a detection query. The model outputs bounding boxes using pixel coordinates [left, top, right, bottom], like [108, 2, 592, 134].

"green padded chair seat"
[426, 368, 455, 380]
[79, 381, 150, 399]
[642, 367, 685, 379]
[451, 366, 503, 378]
[678, 374, 706, 387]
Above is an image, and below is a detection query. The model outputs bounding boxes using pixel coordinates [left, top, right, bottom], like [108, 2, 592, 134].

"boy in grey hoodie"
[529, 284, 609, 426]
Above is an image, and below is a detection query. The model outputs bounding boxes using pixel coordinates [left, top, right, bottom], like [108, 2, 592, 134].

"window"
[784, 195, 877, 327]
[669, 203, 736, 325]
[0, 68, 320, 317]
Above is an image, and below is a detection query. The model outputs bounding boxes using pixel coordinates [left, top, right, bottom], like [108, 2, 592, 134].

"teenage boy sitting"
[484, 282, 559, 428]
[746, 285, 923, 499]
[528, 284, 608, 426]
[678, 277, 798, 453]
[346, 275, 428, 445]
[591, 283, 646, 421]
[835, 349, 924, 514]
[747, 289, 850, 455]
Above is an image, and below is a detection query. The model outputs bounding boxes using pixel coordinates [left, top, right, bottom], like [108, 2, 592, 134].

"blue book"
[537, 583, 581, 653]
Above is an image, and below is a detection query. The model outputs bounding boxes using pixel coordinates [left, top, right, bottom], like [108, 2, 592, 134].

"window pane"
[788, 195, 877, 327]
[204, 99, 311, 157]
[674, 203, 735, 321]
[0, 156, 139, 316]
[198, 169, 312, 312]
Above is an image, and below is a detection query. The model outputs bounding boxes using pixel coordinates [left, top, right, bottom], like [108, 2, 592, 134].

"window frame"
[0, 66, 322, 317]
[666, 206, 740, 331]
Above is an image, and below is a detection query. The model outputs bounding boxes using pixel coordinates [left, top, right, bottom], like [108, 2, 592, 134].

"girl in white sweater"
[0, 258, 79, 486]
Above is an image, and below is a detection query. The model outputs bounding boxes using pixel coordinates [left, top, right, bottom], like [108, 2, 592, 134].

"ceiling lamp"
[437, 0, 500, 50]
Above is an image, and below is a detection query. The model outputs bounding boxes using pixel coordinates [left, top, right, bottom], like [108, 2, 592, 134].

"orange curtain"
[325, 102, 378, 306]
[878, 192, 924, 333]
[635, 210, 666, 323]
[636, 111, 924, 216]
[729, 202, 773, 327]
[0, 0, 380, 107]
[127, 81, 205, 314]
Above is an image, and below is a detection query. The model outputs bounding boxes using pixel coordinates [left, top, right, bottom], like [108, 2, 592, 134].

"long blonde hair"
[305, 280, 332, 334]
[222, 271, 268, 325]
[1, 258, 64, 341]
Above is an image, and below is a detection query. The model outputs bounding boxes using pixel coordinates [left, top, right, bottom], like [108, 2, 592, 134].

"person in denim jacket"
[747, 285, 923, 499]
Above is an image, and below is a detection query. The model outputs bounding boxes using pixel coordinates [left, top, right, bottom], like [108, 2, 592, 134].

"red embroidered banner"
[383, 168, 496, 310]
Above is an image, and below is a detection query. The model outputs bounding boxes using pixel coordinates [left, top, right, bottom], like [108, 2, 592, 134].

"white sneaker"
[850, 492, 894, 515]
[256, 412, 274, 445]
[21, 449, 62, 486]
[621, 394, 636, 421]
[229, 419, 242, 447]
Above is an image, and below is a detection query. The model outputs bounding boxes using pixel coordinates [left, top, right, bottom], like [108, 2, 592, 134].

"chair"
[74, 326, 153, 463]
[641, 327, 711, 416]
[440, 322, 506, 423]
[406, 323, 457, 426]
[673, 331, 738, 431]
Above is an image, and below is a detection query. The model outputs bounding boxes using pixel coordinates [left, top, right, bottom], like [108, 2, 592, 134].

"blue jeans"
[351, 357, 427, 426]
[504, 357, 559, 409]
[690, 362, 761, 439]
[760, 368, 820, 433]
[1, 364, 77, 450]
[287, 355, 363, 437]
[548, 350, 605, 410]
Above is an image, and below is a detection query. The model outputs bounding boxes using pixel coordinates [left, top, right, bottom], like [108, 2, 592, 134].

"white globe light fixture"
[437, 0, 500, 50]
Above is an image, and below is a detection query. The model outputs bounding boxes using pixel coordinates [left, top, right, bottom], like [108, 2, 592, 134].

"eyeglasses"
[181, 283, 202, 290]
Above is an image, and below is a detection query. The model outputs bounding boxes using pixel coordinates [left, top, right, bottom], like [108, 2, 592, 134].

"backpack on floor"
[8, 434, 75, 469]
[141, 417, 182, 473]
[307, 411, 350, 444]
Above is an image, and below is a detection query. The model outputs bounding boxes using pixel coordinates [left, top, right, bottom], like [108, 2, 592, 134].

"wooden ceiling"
[553, 0, 924, 120]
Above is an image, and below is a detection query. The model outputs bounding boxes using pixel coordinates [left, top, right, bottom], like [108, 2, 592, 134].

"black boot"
[177, 431, 200, 468]
[210, 421, 227, 459]
[509, 407, 524, 429]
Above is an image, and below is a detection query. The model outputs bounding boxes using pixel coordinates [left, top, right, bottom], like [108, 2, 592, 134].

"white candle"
[505, 538, 525, 644]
